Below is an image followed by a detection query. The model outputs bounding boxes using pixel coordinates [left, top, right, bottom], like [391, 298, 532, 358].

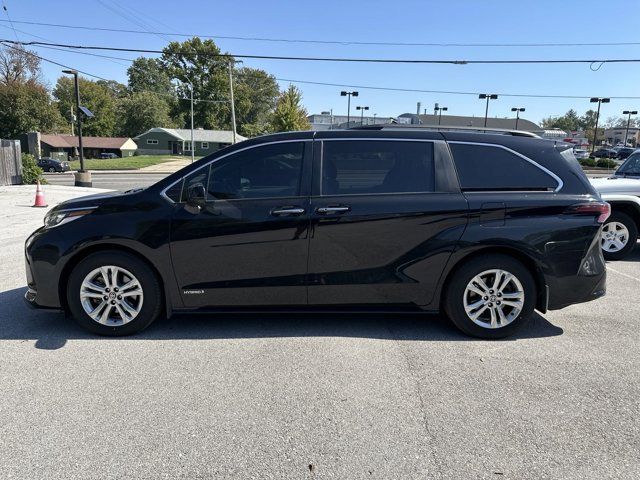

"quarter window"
[207, 142, 305, 200]
[449, 143, 558, 191]
[321, 140, 434, 195]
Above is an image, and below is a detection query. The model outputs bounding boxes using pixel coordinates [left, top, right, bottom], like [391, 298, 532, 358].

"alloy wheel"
[79, 266, 144, 326]
[463, 269, 524, 329]
[601, 221, 629, 253]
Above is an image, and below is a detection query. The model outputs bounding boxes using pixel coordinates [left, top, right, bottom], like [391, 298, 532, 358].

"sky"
[1, 0, 639, 125]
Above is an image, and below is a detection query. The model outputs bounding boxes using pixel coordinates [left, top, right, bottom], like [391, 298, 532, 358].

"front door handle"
[316, 206, 351, 215]
[271, 206, 305, 216]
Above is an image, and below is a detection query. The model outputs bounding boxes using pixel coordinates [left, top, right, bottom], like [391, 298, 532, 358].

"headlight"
[44, 208, 95, 228]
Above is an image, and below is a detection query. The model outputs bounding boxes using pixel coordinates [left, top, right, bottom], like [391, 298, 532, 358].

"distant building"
[397, 113, 544, 135]
[308, 112, 395, 131]
[540, 129, 568, 140]
[604, 126, 640, 147]
[24, 132, 137, 160]
[134, 128, 246, 156]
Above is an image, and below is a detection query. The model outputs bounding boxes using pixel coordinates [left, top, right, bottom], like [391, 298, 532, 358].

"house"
[134, 128, 246, 156]
[397, 113, 544, 135]
[24, 132, 137, 160]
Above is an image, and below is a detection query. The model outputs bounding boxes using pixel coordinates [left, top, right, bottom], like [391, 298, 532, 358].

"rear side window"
[449, 143, 558, 191]
[322, 140, 434, 195]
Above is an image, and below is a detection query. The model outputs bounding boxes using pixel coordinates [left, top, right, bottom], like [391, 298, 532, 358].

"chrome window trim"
[160, 139, 310, 204]
[318, 138, 443, 197]
[448, 141, 563, 193]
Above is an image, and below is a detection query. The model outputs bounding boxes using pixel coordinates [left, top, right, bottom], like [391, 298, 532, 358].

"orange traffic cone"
[32, 181, 48, 208]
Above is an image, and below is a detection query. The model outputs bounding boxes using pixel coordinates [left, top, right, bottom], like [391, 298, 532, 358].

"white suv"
[590, 150, 640, 260]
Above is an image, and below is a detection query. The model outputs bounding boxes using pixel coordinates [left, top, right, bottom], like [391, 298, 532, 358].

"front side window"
[449, 143, 558, 191]
[207, 142, 305, 200]
[617, 153, 640, 176]
[321, 140, 434, 195]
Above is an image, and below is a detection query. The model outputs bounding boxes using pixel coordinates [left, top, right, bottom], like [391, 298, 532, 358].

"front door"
[307, 139, 468, 306]
[170, 141, 312, 307]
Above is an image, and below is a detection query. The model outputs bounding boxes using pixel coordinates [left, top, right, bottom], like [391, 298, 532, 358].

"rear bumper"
[546, 270, 606, 310]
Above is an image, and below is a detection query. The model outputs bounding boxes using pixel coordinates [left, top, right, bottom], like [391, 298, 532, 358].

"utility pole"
[479, 94, 498, 128]
[189, 82, 195, 163]
[63, 69, 92, 187]
[228, 61, 237, 144]
[590, 97, 610, 154]
[511, 107, 525, 130]
[623, 110, 637, 146]
[70, 104, 74, 136]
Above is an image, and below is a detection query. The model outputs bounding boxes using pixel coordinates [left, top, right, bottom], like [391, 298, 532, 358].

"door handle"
[271, 206, 305, 216]
[316, 206, 351, 215]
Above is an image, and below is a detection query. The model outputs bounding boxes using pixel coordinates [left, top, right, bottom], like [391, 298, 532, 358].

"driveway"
[0, 186, 638, 479]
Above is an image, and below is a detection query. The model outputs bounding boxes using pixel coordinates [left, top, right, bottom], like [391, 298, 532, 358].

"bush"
[21, 153, 46, 185]
[579, 158, 597, 167]
[596, 158, 617, 169]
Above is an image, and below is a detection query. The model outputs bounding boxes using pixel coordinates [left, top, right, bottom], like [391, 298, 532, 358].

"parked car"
[573, 148, 589, 159]
[615, 147, 635, 160]
[37, 157, 70, 173]
[592, 148, 618, 159]
[25, 128, 608, 339]
[100, 152, 119, 159]
[589, 150, 640, 260]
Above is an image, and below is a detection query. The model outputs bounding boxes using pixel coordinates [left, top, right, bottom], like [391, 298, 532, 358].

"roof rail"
[350, 124, 540, 138]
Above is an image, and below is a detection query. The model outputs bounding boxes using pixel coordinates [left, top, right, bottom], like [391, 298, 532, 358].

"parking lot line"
[607, 265, 640, 283]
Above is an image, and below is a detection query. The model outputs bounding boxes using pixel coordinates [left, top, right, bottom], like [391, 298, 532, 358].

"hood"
[589, 176, 640, 195]
[53, 188, 145, 211]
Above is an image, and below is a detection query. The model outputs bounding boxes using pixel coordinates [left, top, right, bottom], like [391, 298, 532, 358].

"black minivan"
[25, 127, 608, 338]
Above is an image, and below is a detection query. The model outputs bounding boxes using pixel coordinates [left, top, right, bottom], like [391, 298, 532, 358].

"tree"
[53, 76, 118, 137]
[541, 109, 580, 131]
[160, 37, 231, 130]
[116, 91, 176, 137]
[0, 44, 40, 86]
[127, 57, 174, 96]
[0, 82, 65, 138]
[97, 79, 128, 99]
[269, 85, 310, 132]
[234, 67, 279, 137]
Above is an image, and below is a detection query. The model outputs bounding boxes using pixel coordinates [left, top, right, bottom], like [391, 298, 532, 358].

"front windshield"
[616, 153, 640, 176]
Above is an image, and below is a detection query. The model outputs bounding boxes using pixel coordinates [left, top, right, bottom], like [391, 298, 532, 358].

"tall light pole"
[623, 110, 637, 146]
[341, 91, 358, 127]
[511, 107, 526, 130]
[590, 97, 610, 153]
[62, 69, 91, 187]
[479, 94, 498, 127]
[435, 106, 448, 125]
[356, 105, 369, 125]
[228, 61, 238, 144]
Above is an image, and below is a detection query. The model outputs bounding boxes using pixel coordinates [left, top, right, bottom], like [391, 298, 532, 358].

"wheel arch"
[607, 201, 640, 232]
[437, 246, 548, 313]
[58, 242, 171, 317]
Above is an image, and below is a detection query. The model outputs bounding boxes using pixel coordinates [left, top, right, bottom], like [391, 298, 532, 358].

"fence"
[0, 139, 22, 186]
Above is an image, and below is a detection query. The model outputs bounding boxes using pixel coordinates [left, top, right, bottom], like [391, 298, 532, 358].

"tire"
[601, 212, 638, 261]
[67, 250, 163, 336]
[444, 254, 536, 339]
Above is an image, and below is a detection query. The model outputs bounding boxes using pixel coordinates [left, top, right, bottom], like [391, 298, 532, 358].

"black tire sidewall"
[602, 212, 638, 261]
[67, 251, 162, 336]
[444, 254, 536, 339]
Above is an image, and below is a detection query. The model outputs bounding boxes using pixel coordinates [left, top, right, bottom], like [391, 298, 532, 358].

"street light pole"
[435, 106, 448, 125]
[62, 69, 91, 187]
[228, 61, 237, 144]
[479, 94, 498, 128]
[590, 97, 610, 154]
[623, 110, 637, 146]
[356, 106, 369, 126]
[511, 107, 525, 130]
[341, 91, 359, 127]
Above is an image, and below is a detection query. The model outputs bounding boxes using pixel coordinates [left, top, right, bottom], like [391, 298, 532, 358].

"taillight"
[565, 202, 611, 223]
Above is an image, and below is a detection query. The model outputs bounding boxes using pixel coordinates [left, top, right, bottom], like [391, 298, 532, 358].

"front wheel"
[67, 251, 163, 336]
[601, 212, 638, 261]
[444, 254, 536, 339]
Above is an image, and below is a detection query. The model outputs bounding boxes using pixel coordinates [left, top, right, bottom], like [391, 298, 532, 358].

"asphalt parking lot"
[0, 185, 638, 479]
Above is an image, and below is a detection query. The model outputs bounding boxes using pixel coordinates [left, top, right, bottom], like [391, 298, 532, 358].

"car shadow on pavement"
[0, 287, 563, 350]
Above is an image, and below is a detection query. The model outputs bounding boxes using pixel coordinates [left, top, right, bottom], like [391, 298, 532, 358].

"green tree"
[116, 91, 176, 137]
[0, 45, 40, 86]
[269, 85, 310, 133]
[97, 79, 128, 99]
[0, 82, 65, 138]
[579, 109, 598, 130]
[53, 76, 118, 136]
[127, 57, 175, 96]
[541, 109, 580, 131]
[234, 67, 279, 137]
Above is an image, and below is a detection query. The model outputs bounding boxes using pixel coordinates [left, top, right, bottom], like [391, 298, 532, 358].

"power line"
[3, 39, 640, 65]
[2, 19, 640, 48]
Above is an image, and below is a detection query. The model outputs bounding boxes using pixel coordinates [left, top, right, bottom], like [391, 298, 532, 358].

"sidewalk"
[138, 158, 192, 173]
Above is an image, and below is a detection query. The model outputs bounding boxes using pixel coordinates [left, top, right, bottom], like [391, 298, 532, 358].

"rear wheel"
[444, 254, 536, 339]
[67, 251, 162, 336]
[601, 212, 637, 261]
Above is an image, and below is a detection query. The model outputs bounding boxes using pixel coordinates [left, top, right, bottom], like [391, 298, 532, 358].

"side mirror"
[185, 183, 206, 207]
